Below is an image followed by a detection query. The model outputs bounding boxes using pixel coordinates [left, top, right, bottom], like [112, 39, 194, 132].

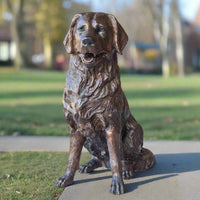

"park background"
[0, 0, 200, 199]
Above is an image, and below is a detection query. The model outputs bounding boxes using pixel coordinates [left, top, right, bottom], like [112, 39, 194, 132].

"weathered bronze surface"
[55, 12, 156, 195]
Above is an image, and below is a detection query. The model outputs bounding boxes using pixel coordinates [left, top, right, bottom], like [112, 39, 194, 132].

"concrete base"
[59, 141, 200, 200]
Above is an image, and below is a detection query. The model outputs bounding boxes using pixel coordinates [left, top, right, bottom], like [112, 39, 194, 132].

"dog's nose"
[82, 37, 94, 46]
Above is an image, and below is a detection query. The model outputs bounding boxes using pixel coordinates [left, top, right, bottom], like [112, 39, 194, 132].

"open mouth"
[79, 52, 107, 64]
[80, 53, 95, 64]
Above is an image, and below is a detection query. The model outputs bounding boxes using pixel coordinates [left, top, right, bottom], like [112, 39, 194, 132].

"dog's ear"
[63, 14, 81, 54]
[108, 15, 128, 55]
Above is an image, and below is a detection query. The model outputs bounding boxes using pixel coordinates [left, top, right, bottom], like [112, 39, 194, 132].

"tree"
[34, 0, 67, 67]
[143, 0, 172, 78]
[114, 0, 155, 69]
[35, 0, 90, 68]
[0, 1, 6, 23]
[171, 0, 184, 76]
[6, 0, 25, 70]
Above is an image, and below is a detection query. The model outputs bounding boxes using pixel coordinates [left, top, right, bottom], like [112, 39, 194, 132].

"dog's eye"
[78, 25, 86, 32]
[96, 25, 105, 33]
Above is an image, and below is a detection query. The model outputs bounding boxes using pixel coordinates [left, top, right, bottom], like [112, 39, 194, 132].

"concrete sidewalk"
[59, 141, 200, 200]
[0, 136, 72, 152]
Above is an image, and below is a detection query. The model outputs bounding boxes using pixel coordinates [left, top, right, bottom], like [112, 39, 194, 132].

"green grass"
[0, 70, 200, 140]
[0, 152, 91, 200]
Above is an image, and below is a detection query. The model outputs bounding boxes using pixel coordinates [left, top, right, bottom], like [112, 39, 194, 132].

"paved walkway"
[0, 136, 72, 152]
[59, 141, 200, 200]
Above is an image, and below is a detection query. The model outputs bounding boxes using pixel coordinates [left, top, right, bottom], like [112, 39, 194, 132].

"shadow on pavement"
[126, 153, 200, 193]
[72, 153, 200, 193]
[135, 153, 200, 178]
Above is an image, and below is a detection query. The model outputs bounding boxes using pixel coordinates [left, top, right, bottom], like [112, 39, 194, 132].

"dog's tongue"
[84, 53, 94, 61]
[79, 53, 95, 63]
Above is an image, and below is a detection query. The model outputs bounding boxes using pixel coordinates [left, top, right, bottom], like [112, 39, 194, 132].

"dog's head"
[63, 12, 128, 66]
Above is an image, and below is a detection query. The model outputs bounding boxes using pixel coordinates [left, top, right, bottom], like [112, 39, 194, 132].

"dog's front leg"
[106, 126, 125, 194]
[55, 132, 85, 187]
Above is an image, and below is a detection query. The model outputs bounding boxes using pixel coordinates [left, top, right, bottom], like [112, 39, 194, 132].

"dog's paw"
[110, 175, 125, 195]
[79, 164, 93, 173]
[79, 157, 102, 173]
[122, 170, 134, 179]
[55, 175, 73, 188]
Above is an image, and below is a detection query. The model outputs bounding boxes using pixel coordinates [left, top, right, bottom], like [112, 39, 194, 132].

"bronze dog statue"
[55, 12, 156, 195]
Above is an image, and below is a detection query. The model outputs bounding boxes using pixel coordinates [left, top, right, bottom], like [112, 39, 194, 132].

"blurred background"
[1, 0, 200, 75]
[0, 0, 200, 140]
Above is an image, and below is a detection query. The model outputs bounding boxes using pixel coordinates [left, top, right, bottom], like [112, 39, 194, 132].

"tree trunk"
[175, 20, 184, 76]
[43, 34, 52, 68]
[143, 0, 171, 77]
[10, 15, 24, 70]
[6, 0, 25, 70]
[130, 42, 138, 69]
[172, 0, 185, 76]
[161, 48, 170, 78]
[160, 0, 170, 78]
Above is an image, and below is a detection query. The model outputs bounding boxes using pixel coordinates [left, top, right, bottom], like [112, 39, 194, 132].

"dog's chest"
[63, 61, 121, 138]
[64, 66, 114, 116]
[63, 68, 109, 132]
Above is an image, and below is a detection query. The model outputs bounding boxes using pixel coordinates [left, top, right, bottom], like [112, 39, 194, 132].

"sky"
[179, 0, 200, 20]
[74, 0, 200, 20]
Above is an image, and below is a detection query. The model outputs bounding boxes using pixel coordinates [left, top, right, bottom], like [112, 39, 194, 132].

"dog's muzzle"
[80, 53, 95, 64]
[79, 52, 107, 65]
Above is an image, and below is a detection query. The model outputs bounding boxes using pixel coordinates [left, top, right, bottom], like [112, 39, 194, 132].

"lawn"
[0, 70, 200, 140]
[0, 152, 91, 200]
